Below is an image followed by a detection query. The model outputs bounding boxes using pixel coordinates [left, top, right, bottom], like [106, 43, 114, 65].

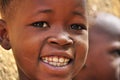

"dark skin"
[74, 12, 120, 80]
[0, 0, 88, 80]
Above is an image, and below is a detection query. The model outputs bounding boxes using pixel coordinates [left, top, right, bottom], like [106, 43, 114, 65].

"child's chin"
[36, 75, 72, 80]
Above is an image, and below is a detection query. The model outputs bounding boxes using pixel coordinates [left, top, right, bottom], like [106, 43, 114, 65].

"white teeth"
[59, 57, 64, 63]
[53, 57, 58, 62]
[45, 57, 48, 61]
[49, 57, 52, 62]
[63, 62, 67, 65]
[44, 59, 48, 63]
[41, 56, 70, 67]
[49, 62, 53, 65]
[57, 63, 61, 66]
[65, 58, 69, 63]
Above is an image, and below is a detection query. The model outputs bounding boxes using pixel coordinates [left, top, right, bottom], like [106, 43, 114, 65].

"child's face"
[74, 14, 120, 80]
[4, 0, 88, 80]
[82, 29, 120, 80]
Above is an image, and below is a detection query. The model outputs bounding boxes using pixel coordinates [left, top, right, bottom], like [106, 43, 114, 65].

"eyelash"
[30, 21, 86, 31]
[71, 24, 87, 31]
[110, 49, 120, 57]
[30, 21, 49, 28]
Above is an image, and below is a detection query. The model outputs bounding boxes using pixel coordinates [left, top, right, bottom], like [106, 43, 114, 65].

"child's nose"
[47, 34, 73, 47]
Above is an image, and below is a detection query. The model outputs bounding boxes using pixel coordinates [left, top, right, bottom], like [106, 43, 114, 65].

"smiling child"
[0, 0, 88, 80]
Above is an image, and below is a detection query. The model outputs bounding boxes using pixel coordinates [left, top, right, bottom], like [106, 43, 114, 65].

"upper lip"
[40, 50, 74, 60]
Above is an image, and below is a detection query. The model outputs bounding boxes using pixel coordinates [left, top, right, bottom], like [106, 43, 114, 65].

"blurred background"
[0, 0, 120, 80]
[88, 0, 120, 17]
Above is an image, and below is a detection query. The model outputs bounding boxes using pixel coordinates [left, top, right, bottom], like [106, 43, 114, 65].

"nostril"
[48, 38, 58, 44]
[50, 41, 58, 44]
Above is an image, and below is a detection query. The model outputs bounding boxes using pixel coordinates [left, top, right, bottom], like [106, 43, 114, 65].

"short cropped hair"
[0, 0, 14, 19]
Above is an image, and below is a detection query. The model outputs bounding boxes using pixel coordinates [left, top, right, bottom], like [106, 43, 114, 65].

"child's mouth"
[39, 51, 74, 76]
[40, 56, 71, 67]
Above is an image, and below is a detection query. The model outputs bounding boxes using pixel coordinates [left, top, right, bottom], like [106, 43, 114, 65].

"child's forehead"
[97, 20, 120, 36]
[1, 0, 86, 20]
[11, 0, 86, 20]
[92, 23, 120, 38]
[15, 0, 85, 5]
[13, 0, 86, 14]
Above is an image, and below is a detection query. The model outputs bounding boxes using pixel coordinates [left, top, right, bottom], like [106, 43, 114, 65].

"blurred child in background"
[74, 12, 120, 80]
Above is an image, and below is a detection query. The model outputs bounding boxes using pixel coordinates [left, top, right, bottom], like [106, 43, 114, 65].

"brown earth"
[0, 0, 120, 80]
[88, 0, 120, 17]
[0, 47, 18, 80]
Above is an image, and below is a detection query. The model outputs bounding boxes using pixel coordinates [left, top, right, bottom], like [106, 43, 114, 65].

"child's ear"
[0, 19, 11, 50]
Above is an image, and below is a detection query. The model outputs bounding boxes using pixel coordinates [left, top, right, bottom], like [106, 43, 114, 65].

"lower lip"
[39, 59, 73, 75]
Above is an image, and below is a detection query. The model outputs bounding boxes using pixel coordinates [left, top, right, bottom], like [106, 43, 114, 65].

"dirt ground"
[0, 0, 120, 80]
[88, 0, 120, 17]
[0, 47, 18, 80]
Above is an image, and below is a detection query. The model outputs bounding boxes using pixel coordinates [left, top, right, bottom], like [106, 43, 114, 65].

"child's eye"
[31, 21, 49, 28]
[71, 24, 86, 31]
[110, 49, 120, 57]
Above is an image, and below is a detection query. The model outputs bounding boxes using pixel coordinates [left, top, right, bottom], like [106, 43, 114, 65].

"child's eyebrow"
[38, 9, 52, 13]
[31, 9, 53, 17]
[73, 11, 85, 19]
[31, 8, 85, 20]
